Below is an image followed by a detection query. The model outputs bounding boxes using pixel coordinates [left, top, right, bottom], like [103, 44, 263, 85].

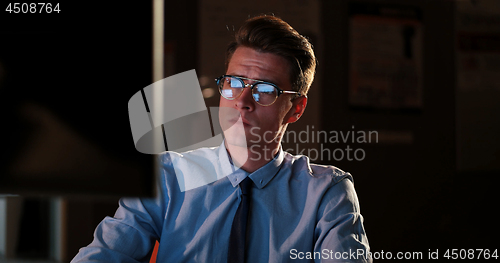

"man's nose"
[234, 86, 255, 110]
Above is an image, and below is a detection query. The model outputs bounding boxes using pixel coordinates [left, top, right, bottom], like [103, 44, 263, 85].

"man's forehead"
[226, 47, 291, 86]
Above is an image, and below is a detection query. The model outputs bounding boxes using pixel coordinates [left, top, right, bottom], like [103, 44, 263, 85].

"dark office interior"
[1, 0, 499, 262]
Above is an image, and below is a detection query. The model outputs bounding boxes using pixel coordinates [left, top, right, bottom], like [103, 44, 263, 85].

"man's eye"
[230, 79, 242, 87]
[256, 85, 276, 94]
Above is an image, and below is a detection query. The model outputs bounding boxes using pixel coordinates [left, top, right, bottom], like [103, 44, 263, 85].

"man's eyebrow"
[229, 74, 279, 85]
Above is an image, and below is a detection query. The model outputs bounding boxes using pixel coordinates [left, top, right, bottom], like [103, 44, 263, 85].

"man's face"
[219, 46, 304, 149]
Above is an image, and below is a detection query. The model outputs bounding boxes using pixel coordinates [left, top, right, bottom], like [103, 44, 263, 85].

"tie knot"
[240, 177, 252, 195]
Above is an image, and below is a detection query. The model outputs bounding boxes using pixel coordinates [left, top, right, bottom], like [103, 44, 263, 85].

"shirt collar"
[218, 141, 285, 189]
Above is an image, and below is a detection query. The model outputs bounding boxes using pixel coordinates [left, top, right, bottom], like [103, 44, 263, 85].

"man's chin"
[224, 133, 249, 148]
[220, 118, 250, 148]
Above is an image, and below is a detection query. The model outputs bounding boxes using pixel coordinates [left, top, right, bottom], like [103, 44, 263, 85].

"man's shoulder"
[157, 146, 223, 192]
[158, 146, 220, 163]
[284, 151, 354, 184]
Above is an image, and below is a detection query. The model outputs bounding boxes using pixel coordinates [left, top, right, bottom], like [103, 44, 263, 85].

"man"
[72, 15, 371, 263]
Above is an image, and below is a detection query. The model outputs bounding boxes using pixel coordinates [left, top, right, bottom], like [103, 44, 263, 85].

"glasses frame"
[215, 75, 302, 106]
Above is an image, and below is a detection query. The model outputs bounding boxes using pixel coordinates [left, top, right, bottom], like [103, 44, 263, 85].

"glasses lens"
[253, 84, 278, 106]
[219, 77, 243, 99]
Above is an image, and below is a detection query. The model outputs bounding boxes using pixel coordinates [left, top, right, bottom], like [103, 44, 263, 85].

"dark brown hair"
[225, 15, 316, 95]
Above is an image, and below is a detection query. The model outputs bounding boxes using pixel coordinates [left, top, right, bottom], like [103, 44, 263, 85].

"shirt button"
[260, 179, 263, 184]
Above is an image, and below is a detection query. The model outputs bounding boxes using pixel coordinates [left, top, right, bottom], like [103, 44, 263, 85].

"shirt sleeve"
[314, 177, 372, 263]
[71, 154, 170, 263]
[70, 196, 164, 263]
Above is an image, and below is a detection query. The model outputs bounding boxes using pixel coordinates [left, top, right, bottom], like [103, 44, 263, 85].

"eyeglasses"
[215, 75, 301, 106]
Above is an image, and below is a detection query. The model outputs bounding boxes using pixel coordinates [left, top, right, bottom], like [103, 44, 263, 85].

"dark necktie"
[227, 177, 252, 263]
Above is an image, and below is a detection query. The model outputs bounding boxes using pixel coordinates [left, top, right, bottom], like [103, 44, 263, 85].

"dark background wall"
[1, 0, 498, 261]
[321, 0, 499, 254]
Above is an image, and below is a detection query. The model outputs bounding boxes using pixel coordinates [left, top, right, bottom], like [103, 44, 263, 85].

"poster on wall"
[348, 3, 423, 110]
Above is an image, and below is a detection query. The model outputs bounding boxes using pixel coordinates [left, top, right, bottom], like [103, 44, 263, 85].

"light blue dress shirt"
[72, 143, 371, 262]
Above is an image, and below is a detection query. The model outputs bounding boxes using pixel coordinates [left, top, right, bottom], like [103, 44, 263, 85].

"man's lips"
[227, 115, 253, 127]
[229, 117, 253, 126]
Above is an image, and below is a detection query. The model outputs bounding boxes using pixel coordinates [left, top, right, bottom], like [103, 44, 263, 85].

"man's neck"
[225, 141, 280, 173]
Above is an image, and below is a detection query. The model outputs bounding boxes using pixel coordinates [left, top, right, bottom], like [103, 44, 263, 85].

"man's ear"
[285, 96, 307, 124]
